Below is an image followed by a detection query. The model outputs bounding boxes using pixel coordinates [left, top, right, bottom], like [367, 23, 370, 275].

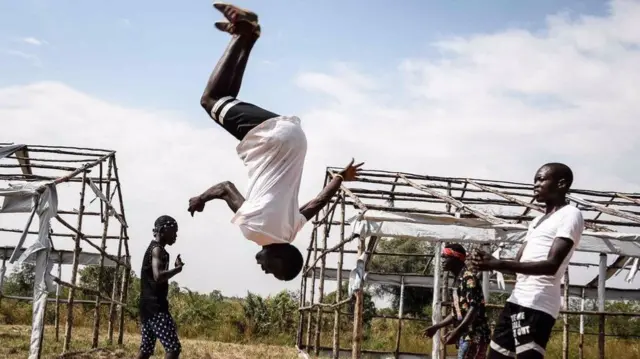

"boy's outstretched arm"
[300, 159, 364, 220]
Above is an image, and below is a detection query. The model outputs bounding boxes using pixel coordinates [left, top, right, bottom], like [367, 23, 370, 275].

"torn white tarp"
[350, 210, 640, 257]
[0, 182, 58, 359]
[0, 247, 119, 267]
[492, 245, 506, 290]
[627, 258, 640, 283]
[0, 143, 26, 160]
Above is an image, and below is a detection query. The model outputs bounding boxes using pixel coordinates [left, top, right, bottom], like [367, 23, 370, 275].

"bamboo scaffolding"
[91, 157, 113, 348]
[0, 144, 130, 359]
[63, 171, 88, 353]
[332, 193, 346, 359]
[297, 166, 640, 359]
[111, 156, 131, 346]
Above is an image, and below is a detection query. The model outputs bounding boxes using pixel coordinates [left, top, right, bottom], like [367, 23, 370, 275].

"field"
[4, 324, 640, 359]
[0, 325, 299, 359]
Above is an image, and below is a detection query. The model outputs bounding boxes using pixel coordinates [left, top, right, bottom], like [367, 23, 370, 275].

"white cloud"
[2, 0, 640, 298]
[3, 49, 42, 67]
[296, 0, 640, 192]
[21, 37, 46, 46]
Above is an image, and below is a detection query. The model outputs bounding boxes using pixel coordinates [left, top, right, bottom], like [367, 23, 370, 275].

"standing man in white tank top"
[471, 163, 584, 359]
[187, 3, 363, 282]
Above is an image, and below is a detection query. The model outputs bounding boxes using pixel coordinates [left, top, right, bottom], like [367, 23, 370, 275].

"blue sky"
[1, 0, 608, 123]
[3, 0, 640, 298]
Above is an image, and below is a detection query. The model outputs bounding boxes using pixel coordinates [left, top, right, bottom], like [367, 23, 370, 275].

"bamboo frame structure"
[0, 143, 131, 358]
[297, 166, 640, 359]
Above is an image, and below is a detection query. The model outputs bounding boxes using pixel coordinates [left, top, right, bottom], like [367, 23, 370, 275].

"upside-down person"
[187, 2, 363, 282]
[424, 244, 490, 359]
[470, 163, 584, 359]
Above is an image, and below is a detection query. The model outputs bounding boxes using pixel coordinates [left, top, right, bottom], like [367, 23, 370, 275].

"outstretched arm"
[299, 159, 364, 221]
[472, 209, 583, 276]
[188, 181, 245, 216]
[477, 237, 574, 276]
[151, 247, 183, 283]
[423, 314, 455, 338]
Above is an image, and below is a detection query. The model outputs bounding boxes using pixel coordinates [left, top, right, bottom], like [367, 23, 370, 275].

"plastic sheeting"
[0, 180, 58, 359]
[0, 247, 118, 267]
[350, 210, 640, 256]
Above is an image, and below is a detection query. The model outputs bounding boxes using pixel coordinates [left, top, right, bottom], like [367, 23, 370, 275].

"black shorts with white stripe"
[488, 302, 556, 359]
[209, 96, 280, 141]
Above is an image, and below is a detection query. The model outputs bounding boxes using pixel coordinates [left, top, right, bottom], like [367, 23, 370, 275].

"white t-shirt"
[507, 205, 584, 318]
[231, 116, 308, 246]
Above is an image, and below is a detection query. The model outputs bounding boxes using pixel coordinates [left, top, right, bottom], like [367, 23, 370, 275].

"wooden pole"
[332, 194, 345, 359]
[440, 270, 448, 359]
[305, 228, 318, 348]
[54, 253, 62, 341]
[92, 156, 113, 348]
[296, 243, 310, 350]
[112, 155, 131, 347]
[0, 257, 6, 310]
[431, 242, 443, 359]
[117, 256, 130, 346]
[562, 268, 570, 359]
[63, 171, 88, 353]
[579, 288, 585, 359]
[107, 226, 124, 345]
[598, 253, 606, 359]
[314, 219, 329, 355]
[393, 277, 405, 358]
[351, 234, 366, 359]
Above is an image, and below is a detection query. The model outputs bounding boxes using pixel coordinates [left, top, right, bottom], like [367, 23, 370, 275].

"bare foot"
[213, 2, 258, 25]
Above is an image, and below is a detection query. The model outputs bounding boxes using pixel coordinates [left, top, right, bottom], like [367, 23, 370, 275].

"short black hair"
[542, 162, 574, 189]
[268, 244, 304, 281]
[444, 243, 466, 256]
[281, 245, 303, 281]
[153, 215, 178, 233]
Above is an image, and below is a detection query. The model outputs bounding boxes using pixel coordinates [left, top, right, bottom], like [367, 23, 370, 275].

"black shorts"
[210, 96, 279, 141]
[488, 302, 556, 359]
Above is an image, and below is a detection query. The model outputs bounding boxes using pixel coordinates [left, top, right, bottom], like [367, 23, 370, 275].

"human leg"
[153, 312, 182, 359]
[510, 306, 555, 359]
[487, 303, 517, 359]
[137, 318, 157, 359]
[458, 337, 471, 359]
[201, 4, 279, 141]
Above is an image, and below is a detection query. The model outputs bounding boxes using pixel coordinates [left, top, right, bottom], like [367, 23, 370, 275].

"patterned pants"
[458, 337, 488, 359]
[139, 312, 182, 355]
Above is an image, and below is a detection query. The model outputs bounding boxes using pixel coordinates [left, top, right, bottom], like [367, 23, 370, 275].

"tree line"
[1, 238, 639, 354]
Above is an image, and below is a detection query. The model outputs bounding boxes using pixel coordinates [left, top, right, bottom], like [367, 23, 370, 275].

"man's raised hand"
[188, 196, 205, 217]
[339, 158, 364, 182]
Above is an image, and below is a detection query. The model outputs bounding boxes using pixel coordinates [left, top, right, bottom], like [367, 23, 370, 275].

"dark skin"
[187, 159, 363, 278]
[187, 159, 363, 220]
[423, 255, 479, 345]
[190, 6, 366, 280]
[136, 225, 183, 359]
[470, 165, 574, 276]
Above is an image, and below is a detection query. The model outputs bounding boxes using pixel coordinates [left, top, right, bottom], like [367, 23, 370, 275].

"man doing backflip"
[471, 163, 584, 359]
[188, 3, 363, 282]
